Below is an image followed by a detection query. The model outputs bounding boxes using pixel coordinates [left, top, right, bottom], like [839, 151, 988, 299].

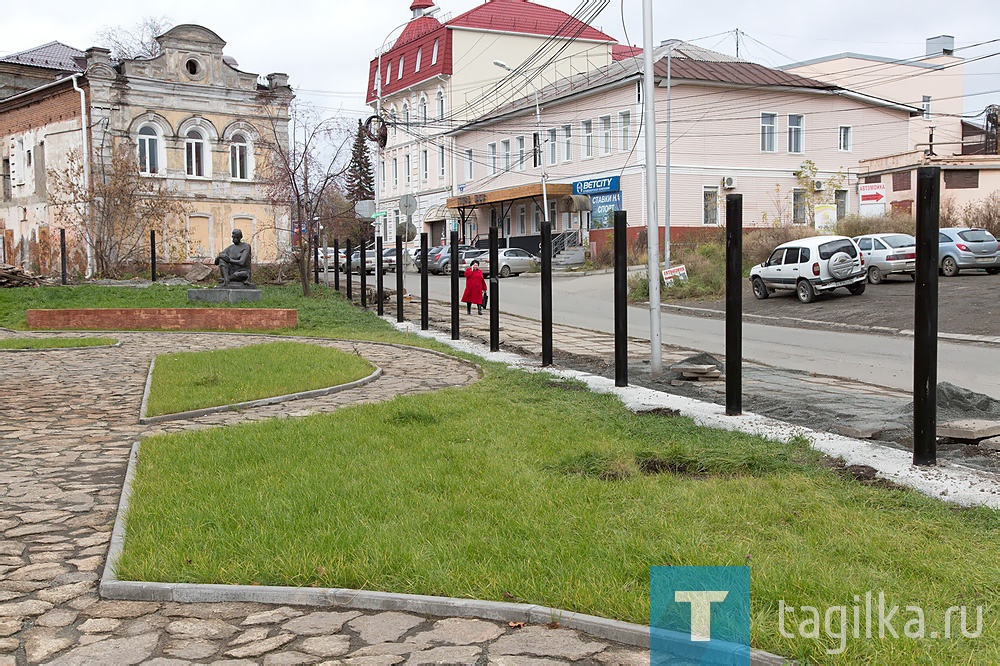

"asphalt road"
[399, 269, 1000, 400]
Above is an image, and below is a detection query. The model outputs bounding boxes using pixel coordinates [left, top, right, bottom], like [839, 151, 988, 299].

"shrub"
[963, 191, 1000, 237]
[833, 212, 915, 238]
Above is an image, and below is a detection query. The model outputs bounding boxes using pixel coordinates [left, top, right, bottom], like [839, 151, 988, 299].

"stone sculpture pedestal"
[187, 285, 262, 303]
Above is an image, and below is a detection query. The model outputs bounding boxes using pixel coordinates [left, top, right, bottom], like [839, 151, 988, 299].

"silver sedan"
[853, 233, 916, 284]
[479, 248, 540, 277]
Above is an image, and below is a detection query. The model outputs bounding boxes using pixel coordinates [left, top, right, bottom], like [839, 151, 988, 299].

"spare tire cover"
[828, 251, 855, 280]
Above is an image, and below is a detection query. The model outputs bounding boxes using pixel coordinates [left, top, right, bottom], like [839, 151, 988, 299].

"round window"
[185, 59, 201, 76]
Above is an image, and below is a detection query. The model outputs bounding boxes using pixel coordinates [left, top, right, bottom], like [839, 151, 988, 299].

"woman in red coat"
[461, 260, 488, 314]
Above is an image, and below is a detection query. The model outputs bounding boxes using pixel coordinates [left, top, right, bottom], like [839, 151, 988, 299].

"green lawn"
[121, 369, 999, 663]
[145, 341, 375, 416]
[5, 283, 997, 661]
[0, 336, 117, 349]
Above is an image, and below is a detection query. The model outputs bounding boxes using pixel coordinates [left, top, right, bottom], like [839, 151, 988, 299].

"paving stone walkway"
[0, 331, 652, 665]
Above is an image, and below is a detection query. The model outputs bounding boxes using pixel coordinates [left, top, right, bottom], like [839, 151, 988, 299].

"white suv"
[749, 235, 867, 303]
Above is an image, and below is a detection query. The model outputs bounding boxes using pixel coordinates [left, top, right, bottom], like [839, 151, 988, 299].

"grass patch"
[120, 368, 999, 663]
[0, 336, 116, 349]
[145, 341, 374, 416]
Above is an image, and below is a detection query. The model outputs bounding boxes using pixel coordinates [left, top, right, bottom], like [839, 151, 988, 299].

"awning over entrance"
[446, 183, 573, 210]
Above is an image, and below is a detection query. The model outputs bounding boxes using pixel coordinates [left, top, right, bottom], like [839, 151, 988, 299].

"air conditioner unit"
[813, 180, 826, 192]
[722, 176, 737, 189]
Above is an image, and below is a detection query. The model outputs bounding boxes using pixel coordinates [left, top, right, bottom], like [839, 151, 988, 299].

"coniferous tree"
[345, 120, 375, 204]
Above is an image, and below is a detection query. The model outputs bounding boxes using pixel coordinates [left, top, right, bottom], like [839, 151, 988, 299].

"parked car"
[429, 244, 475, 274]
[342, 250, 384, 274]
[749, 235, 866, 303]
[458, 249, 489, 272]
[479, 248, 541, 277]
[381, 248, 398, 272]
[938, 227, 1000, 276]
[853, 233, 916, 284]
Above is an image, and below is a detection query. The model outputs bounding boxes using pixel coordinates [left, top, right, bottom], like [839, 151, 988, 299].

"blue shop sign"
[590, 192, 623, 229]
[573, 176, 620, 195]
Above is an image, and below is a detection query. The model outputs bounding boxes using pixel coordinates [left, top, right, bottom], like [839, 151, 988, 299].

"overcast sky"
[4, 0, 998, 119]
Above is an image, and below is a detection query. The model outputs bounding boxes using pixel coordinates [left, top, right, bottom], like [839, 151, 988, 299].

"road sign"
[399, 194, 418, 216]
[859, 183, 886, 203]
[355, 200, 376, 218]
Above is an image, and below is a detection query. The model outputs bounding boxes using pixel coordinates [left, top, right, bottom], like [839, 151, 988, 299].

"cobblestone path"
[0, 331, 649, 665]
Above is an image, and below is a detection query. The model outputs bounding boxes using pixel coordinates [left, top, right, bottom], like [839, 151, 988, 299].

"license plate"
[826, 278, 859, 288]
[976, 257, 993, 263]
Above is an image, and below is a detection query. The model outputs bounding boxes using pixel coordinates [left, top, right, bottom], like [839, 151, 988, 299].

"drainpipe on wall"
[71, 73, 93, 277]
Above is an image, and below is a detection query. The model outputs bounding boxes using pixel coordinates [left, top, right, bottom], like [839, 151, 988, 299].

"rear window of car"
[882, 234, 915, 248]
[818, 239, 858, 259]
[958, 229, 996, 242]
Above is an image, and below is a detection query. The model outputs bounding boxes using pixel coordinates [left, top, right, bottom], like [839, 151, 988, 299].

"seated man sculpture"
[214, 228, 253, 287]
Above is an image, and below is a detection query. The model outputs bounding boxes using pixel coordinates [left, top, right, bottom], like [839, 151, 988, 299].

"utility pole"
[642, 0, 662, 375]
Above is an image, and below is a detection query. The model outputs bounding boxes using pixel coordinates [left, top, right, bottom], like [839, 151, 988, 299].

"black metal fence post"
[360, 242, 368, 309]
[313, 234, 320, 285]
[396, 232, 404, 323]
[450, 229, 459, 340]
[150, 229, 157, 282]
[613, 211, 628, 387]
[489, 225, 499, 352]
[914, 166, 941, 466]
[541, 220, 553, 366]
[725, 194, 743, 416]
[345, 239, 353, 302]
[333, 239, 340, 292]
[376, 236, 384, 316]
[60, 228, 67, 285]
[420, 232, 429, 330]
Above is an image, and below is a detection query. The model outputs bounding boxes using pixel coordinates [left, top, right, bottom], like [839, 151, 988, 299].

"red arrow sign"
[861, 192, 884, 202]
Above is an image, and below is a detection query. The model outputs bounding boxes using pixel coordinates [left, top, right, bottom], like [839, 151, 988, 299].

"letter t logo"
[675, 591, 729, 641]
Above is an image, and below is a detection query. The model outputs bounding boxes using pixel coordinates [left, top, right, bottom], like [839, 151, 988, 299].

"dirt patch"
[820, 457, 907, 491]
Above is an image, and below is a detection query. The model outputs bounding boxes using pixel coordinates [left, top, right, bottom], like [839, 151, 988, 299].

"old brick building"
[0, 25, 293, 274]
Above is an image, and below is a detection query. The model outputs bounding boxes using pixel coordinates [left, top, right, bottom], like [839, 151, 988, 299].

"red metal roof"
[410, 0, 435, 9]
[0, 41, 84, 72]
[655, 58, 830, 89]
[366, 19, 452, 103]
[447, 0, 614, 42]
[612, 44, 642, 61]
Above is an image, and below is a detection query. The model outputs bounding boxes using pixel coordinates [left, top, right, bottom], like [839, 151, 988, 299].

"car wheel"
[987, 268, 999, 275]
[499, 265, 512, 278]
[751, 277, 769, 300]
[442, 263, 451, 275]
[941, 256, 959, 277]
[847, 281, 866, 296]
[796, 280, 815, 304]
[867, 266, 883, 285]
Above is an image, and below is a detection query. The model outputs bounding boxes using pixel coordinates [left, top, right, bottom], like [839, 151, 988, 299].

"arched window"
[431, 39, 439, 65]
[230, 133, 249, 180]
[185, 129, 206, 177]
[415, 48, 422, 72]
[137, 126, 159, 175]
[402, 104, 409, 127]
[436, 91, 445, 120]
[389, 108, 397, 136]
[419, 97, 427, 124]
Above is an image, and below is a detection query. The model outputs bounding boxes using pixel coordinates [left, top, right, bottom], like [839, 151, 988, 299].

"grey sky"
[4, 1, 998, 118]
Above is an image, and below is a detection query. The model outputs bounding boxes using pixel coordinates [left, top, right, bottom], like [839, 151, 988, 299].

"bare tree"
[47, 143, 189, 277]
[95, 16, 172, 60]
[259, 103, 352, 295]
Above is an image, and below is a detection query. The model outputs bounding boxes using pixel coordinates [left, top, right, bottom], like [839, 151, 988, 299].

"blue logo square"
[650, 566, 750, 665]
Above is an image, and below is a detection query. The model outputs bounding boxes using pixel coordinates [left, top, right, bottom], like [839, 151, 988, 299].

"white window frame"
[438, 145, 445, 178]
[421, 149, 428, 181]
[533, 204, 541, 233]
[415, 48, 422, 72]
[562, 125, 572, 162]
[787, 114, 804, 154]
[760, 113, 776, 153]
[184, 129, 207, 178]
[838, 126, 852, 152]
[397, 57, 404, 80]
[792, 189, 807, 224]
[436, 91, 444, 119]
[229, 133, 250, 180]
[618, 111, 631, 151]
[487, 142, 497, 175]
[380, 160, 385, 188]
[404, 154, 411, 184]
[518, 205, 526, 235]
[703, 186, 719, 225]
[392, 158, 398, 187]
[516, 136, 525, 171]
[547, 128, 558, 165]
[501, 139, 511, 171]
[137, 125, 160, 176]
[431, 39, 439, 65]
[402, 104, 409, 128]
[419, 98, 427, 124]
[582, 120, 593, 158]
[922, 95, 932, 120]
[600, 115, 612, 154]
[465, 149, 474, 180]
